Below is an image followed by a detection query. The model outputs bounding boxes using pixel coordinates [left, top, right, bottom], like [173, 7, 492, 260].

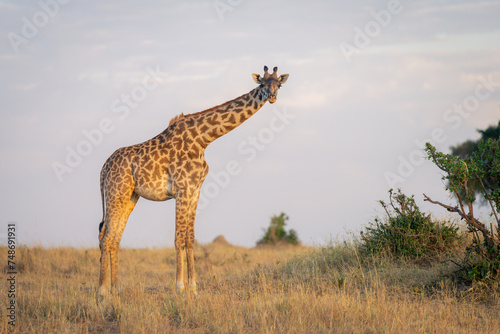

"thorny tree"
[424, 138, 500, 278]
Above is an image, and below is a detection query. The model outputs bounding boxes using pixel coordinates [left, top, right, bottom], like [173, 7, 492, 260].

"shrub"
[425, 139, 500, 282]
[360, 189, 463, 261]
[258, 212, 300, 245]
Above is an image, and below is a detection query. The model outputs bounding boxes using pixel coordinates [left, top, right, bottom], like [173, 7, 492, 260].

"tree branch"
[422, 194, 493, 243]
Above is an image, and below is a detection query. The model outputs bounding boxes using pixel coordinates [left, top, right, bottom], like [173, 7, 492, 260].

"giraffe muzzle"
[269, 95, 277, 103]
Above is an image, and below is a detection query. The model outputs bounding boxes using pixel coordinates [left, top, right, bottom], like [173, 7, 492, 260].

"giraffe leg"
[99, 218, 119, 298]
[174, 190, 196, 292]
[110, 193, 139, 293]
[98, 209, 118, 298]
[98, 239, 110, 298]
[186, 187, 202, 294]
[173, 188, 201, 294]
[185, 224, 196, 294]
[175, 237, 186, 291]
[98, 192, 139, 298]
[98, 222, 123, 297]
[109, 240, 121, 293]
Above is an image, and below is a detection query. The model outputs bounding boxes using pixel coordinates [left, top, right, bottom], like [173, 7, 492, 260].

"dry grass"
[1, 239, 500, 333]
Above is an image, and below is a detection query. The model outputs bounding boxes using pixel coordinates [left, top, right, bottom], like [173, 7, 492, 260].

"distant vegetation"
[257, 212, 299, 245]
[450, 121, 500, 159]
[449, 121, 500, 206]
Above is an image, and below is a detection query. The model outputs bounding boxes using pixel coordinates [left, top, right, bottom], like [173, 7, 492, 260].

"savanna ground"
[2, 234, 500, 333]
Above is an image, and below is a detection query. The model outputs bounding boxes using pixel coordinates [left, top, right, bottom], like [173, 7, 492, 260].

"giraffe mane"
[168, 113, 185, 126]
[168, 90, 255, 126]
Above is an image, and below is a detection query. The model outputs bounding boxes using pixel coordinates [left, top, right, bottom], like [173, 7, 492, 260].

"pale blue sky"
[1, 0, 499, 247]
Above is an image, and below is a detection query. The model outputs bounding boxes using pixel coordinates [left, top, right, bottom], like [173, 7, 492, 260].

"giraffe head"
[252, 66, 289, 104]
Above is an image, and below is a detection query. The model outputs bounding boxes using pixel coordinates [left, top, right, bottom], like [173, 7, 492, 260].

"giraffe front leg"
[175, 236, 186, 292]
[186, 189, 201, 295]
[175, 192, 189, 292]
[175, 189, 201, 294]
[186, 223, 197, 295]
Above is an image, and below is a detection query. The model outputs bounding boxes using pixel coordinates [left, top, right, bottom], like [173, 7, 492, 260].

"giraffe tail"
[98, 163, 107, 245]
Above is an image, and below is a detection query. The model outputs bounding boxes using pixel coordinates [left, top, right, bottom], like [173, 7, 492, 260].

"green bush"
[425, 138, 500, 282]
[360, 189, 463, 261]
[258, 212, 299, 245]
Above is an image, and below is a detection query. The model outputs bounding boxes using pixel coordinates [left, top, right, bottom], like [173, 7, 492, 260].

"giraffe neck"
[176, 86, 269, 148]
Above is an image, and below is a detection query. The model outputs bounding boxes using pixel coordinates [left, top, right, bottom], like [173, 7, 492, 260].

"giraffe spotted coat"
[97, 66, 289, 298]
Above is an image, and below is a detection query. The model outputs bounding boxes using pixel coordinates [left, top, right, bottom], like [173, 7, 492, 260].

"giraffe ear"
[279, 74, 289, 85]
[252, 73, 262, 84]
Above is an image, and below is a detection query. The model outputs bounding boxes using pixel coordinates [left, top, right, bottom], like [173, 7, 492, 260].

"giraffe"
[97, 66, 289, 297]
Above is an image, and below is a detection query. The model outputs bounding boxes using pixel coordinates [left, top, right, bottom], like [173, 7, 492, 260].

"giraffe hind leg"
[98, 239, 110, 299]
[109, 240, 121, 292]
[109, 193, 140, 293]
[98, 188, 139, 299]
[99, 220, 121, 297]
[98, 211, 121, 297]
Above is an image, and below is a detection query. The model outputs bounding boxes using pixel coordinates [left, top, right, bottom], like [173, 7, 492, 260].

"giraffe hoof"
[98, 286, 108, 296]
[96, 286, 108, 304]
[189, 283, 198, 296]
[96, 294, 105, 304]
[176, 282, 185, 293]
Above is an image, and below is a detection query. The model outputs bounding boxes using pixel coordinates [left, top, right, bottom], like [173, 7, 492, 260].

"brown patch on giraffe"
[206, 115, 220, 126]
[182, 137, 194, 151]
[172, 137, 183, 151]
[184, 161, 193, 173]
[152, 166, 162, 179]
[226, 113, 236, 124]
[199, 124, 209, 133]
[158, 156, 168, 165]
[188, 127, 199, 138]
[150, 150, 159, 161]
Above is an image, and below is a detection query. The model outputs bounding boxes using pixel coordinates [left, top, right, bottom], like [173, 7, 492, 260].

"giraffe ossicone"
[97, 66, 289, 299]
